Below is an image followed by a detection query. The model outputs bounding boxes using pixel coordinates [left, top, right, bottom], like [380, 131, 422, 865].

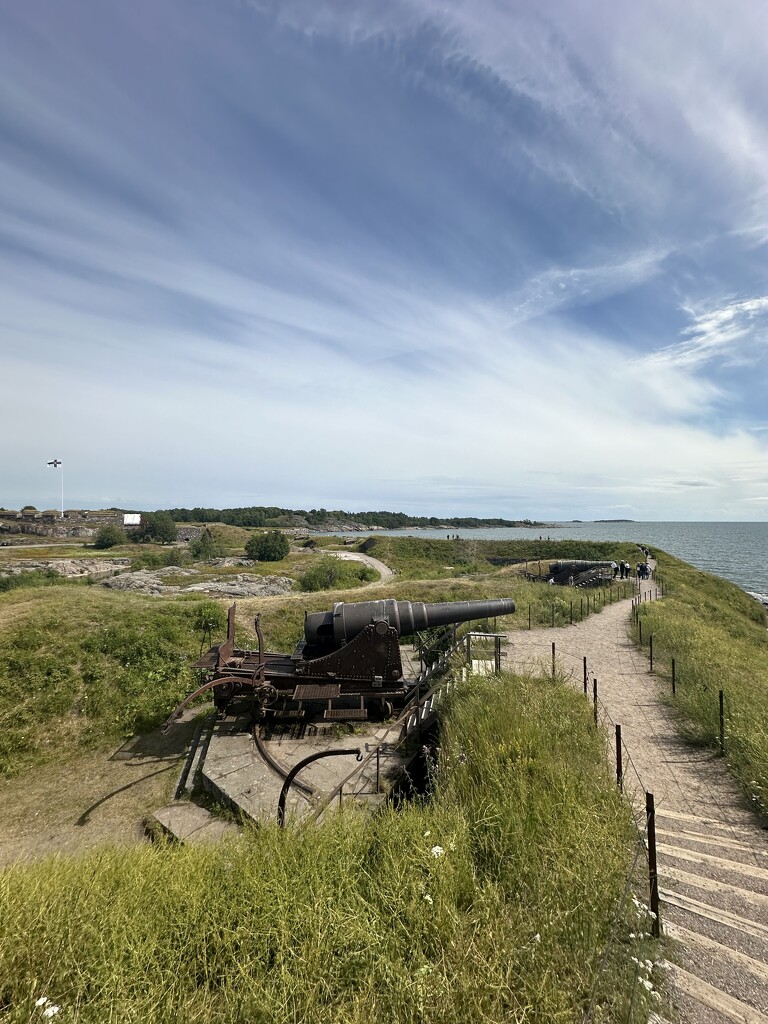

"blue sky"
[2, 0, 768, 520]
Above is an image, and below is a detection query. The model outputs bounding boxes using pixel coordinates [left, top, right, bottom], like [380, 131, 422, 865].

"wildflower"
[431, 845, 445, 858]
[423, 830, 431, 837]
[628, 932, 636, 939]
[43, 1007, 60, 1019]
[423, 894, 433, 905]
[533, 933, 541, 943]
[35, 998, 49, 1008]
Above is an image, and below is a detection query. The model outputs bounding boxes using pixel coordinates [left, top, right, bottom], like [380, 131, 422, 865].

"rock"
[0, 558, 131, 578]
[100, 570, 294, 598]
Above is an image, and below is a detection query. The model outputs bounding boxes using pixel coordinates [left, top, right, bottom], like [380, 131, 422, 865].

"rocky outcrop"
[100, 569, 295, 598]
[0, 558, 131, 578]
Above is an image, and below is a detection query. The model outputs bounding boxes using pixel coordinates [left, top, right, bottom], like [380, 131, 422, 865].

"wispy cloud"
[643, 297, 768, 369]
[1, 0, 767, 519]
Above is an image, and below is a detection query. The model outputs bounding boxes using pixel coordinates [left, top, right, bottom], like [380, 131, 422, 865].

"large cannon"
[164, 596, 515, 726]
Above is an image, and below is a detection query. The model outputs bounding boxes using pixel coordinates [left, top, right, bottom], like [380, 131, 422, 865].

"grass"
[360, 536, 645, 581]
[0, 671, 659, 1023]
[0, 586, 219, 776]
[634, 552, 768, 812]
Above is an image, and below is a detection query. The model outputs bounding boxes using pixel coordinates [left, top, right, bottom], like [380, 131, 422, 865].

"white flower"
[423, 894, 433, 904]
[43, 1007, 60, 1018]
[431, 845, 444, 858]
[423, 830, 431, 837]
[35, 998, 49, 1008]
[533, 933, 541, 943]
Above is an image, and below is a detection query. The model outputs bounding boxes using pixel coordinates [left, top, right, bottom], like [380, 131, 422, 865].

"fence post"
[639, 621, 642, 645]
[649, 635, 653, 672]
[646, 792, 661, 937]
[494, 636, 501, 674]
[719, 690, 725, 754]
[593, 678, 598, 726]
[376, 746, 380, 793]
[672, 658, 676, 696]
[466, 633, 472, 666]
[551, 641, 556, 679]
[615, 724, 623, 789]
[583, 656, 587, 695]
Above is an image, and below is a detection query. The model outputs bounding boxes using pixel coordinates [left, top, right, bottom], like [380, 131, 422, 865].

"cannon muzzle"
[304, 597, 515, 648]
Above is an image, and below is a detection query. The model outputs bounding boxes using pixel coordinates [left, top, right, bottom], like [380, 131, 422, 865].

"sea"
[321, 522, 768, 605]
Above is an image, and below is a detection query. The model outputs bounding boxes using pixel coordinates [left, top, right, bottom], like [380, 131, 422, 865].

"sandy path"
[504, 570, 768, 1023]
[503, 572, 755, 825]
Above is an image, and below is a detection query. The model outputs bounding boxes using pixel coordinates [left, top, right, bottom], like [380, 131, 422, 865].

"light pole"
[47, 459, 63, 518]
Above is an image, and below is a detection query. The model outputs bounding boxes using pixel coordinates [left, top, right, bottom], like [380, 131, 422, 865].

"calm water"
[323, 522, 768, 602]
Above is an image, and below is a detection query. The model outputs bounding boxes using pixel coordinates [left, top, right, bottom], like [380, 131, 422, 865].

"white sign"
[123, 514, 141, 526]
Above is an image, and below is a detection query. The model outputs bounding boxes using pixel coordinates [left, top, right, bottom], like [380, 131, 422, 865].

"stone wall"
[0, 509, 139, 539]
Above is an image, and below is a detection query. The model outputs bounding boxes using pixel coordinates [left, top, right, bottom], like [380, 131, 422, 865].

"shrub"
[131, 513, 178, 544]
[93, 525, 126, 549]
[298, 555, 378, 592]
[245, 530, 289, 562]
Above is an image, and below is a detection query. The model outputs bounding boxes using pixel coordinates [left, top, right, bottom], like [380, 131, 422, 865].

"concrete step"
[662, 960, 768, 1024]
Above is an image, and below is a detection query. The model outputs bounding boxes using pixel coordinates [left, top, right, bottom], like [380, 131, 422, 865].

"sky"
[2, 0, 768, 521]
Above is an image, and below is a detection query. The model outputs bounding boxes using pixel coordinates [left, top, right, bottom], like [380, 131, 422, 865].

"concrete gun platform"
[202, 707, 406, 824]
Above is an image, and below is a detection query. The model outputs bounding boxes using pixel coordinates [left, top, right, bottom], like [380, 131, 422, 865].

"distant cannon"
[548, 560, 613, 586]
[164, 596, 515, 727]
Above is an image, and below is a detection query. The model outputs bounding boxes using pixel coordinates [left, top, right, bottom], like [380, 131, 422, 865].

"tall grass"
[0, 671, 657, 1023]
[637, 553, 768, 811]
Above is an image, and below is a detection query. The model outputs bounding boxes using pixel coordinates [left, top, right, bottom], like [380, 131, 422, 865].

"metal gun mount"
[164, 596, 515, 727]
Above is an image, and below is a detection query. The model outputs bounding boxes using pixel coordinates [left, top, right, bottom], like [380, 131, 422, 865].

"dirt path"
[504, 571, 768, 1023]
[325, 549, 395, 580]
[0, 716, 199, 868]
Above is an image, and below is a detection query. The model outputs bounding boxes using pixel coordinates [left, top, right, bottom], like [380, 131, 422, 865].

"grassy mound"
[0, 587, 222, 776]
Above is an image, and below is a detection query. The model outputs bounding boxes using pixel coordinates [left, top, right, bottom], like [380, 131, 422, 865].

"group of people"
[611, 560, 633, 579]
[610, 552, 653, 580]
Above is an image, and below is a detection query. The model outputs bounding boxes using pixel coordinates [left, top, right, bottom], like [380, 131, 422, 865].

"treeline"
[152, 506, 544, 529]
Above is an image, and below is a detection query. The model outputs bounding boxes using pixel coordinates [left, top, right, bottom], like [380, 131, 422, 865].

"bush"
[131, 513, 178, 545]
[93, 525, 126, 549]
[245, 530, 289, 562]
[298, 555, 378, 592]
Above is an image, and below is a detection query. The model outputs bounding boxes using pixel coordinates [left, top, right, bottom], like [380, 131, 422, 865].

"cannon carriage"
[164, 596, 515, 727]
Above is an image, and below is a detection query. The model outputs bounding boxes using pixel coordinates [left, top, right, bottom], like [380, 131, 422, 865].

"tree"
[245, 530, 289, 562]
[189, 528, 217, 560]
[93, 525, 126, 549]
[131, 512, 178, 544]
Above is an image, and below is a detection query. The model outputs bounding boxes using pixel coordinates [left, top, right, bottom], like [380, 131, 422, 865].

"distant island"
[151, 506, 548, 532]
[594, 519, 636, 523]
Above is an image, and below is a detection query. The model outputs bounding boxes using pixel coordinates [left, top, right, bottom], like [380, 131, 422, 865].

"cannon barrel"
[304, 597, 515, 648]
